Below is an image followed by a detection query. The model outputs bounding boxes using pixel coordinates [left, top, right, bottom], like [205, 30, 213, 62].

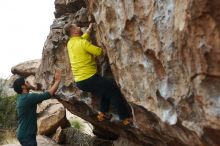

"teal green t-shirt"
[16, 92, 51, 139]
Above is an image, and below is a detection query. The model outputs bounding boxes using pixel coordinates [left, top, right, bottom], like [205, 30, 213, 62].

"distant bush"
[0, 95, 18, 128]
[0, 78, 18, 129]
[0, 78, 6, 97]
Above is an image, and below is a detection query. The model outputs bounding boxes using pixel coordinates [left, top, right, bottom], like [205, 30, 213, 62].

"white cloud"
[0, 0, 55, 78]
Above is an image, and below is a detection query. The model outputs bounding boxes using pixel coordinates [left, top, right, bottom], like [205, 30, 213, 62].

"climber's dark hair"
[13, 77, 26, 94]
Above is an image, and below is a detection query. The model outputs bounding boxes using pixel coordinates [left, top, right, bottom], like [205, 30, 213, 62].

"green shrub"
[0, 78, 6, 98]
[0, 95, 18, 128]
[70, 119, 85, 131]
[0, 78, 18, 144]
[0, 78, 18, 129]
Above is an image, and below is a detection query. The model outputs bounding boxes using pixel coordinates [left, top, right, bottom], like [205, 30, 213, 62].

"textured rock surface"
[12, 0, 220, 145]
[52, 127, 65, 144]
[88, 0, 220, 145]
[37, 99, 69, 135]
[60, 127, 113, 146]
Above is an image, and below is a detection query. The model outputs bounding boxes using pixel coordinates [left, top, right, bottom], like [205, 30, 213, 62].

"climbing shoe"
[97, 112, 112, 122]
[122, 117, 133, 126]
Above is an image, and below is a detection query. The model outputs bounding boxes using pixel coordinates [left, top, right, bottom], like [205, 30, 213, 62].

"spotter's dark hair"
[13, 77, 25, 94]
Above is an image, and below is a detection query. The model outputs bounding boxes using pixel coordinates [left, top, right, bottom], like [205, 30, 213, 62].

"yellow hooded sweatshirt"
[67, 33, 102, 82]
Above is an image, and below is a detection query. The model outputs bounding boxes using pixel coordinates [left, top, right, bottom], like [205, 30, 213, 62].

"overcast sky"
[0, 0, 55, 78]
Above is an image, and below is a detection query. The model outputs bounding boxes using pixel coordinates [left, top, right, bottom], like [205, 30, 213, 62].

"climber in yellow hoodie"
[64, 22, 132, 125]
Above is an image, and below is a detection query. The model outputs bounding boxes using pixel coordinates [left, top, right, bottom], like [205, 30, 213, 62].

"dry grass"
[0, 129, 19, 145]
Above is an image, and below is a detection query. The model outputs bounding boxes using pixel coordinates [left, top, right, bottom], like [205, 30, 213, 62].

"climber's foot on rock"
[97, 112, 113, 122]
[121, 117, 135, 128]
[112, 117, 135, 127]
[122, 117, 133, 125]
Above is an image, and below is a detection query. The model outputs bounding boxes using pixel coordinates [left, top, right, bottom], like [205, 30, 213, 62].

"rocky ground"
[2, 135, 61, 146]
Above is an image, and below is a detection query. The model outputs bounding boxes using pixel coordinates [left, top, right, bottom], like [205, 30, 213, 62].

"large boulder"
[11, 59, 40, 76]
[37, 99, 70, 135]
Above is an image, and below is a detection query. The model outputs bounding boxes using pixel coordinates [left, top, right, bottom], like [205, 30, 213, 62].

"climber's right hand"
[88, 23, 93, 30]
[86, 23, 94, 34]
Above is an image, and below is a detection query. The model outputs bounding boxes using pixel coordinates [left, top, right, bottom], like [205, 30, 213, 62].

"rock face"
[88, 0, 220, 145]
[21, 0, 220, 146]
[88, 0, 220, 126]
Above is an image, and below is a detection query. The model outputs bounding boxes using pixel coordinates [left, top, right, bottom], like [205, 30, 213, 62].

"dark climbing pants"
[18, 135, 37, 146]
[76, 74, 130, 120]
